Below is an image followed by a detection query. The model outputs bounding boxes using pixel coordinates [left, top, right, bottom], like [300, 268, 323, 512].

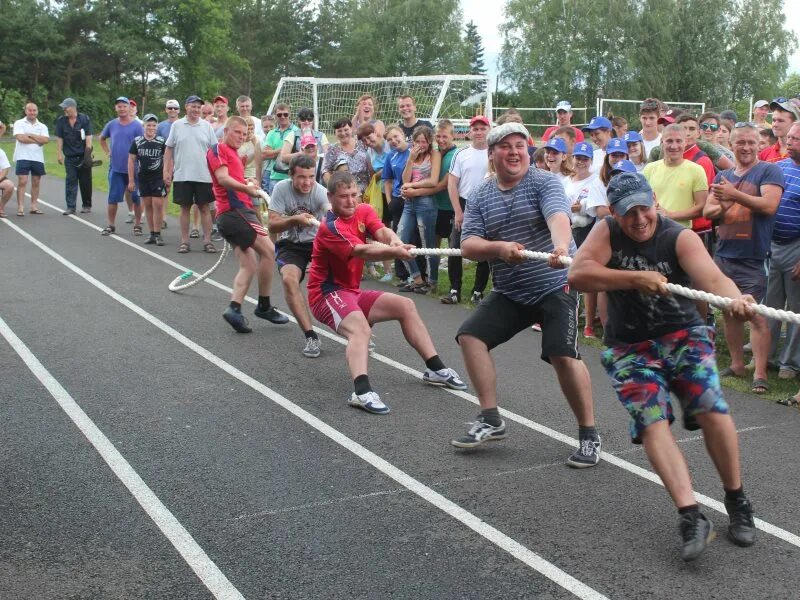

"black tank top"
[603, 215, 703, 345]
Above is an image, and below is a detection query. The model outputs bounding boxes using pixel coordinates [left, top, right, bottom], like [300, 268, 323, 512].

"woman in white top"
[542, 136, 574, 184]
[566, 141, 609, 338]
[623, 130, 648, 171]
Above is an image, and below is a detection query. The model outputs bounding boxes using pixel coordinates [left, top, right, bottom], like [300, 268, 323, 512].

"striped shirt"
[773, 159, 800, 245]
[461, 168, 575, 305]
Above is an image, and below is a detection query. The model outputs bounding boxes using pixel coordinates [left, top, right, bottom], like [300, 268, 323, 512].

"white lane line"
[613, 426, 770, 455]
[0, 315, 244, 600]
[9, 208, 607, 599]
[33, 198, 800, 550]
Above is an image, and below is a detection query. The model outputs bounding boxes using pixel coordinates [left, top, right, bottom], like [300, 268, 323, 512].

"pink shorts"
[311, 289, 384, 331]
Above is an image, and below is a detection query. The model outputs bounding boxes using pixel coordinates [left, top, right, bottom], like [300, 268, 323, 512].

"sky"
[461, 0, 800, 90]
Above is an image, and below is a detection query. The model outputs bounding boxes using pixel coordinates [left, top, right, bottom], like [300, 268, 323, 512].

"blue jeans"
[397, 195, 439, 281]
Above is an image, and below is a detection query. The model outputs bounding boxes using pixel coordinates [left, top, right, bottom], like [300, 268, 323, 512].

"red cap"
[470, 115, 491, 127]
[657, 116, 675, 125]
[213, 95, 229, 105]
[129, 99, 137, 108]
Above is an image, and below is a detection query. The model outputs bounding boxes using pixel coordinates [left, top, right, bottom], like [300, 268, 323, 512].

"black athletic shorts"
[456, 288, 581, 363]
[276, 240, 313, 281]
[216, 208, 263, 250]
[173, 181, 213, 206]
[138, 177, 168, 198]
[436, 209, 453, 239]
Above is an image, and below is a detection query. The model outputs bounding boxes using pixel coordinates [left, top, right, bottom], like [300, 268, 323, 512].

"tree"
[464, 21, 486, 94]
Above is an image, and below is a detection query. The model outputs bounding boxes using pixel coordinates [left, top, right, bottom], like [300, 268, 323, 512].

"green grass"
[0, 140, 181, 216]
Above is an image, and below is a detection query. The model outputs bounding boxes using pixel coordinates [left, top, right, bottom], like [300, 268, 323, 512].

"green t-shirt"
[266, 125, 299, 181]
[435, 145, 458, 211]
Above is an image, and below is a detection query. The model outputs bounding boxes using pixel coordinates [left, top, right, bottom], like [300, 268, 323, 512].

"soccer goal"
[267, 75, 492, 137]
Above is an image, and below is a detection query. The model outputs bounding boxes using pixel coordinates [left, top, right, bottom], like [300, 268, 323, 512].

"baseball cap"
[609, 160, 637, 177]
[470, 114, 491, 127]
[333, 157, 350, 171]
[572, 141, 594, 159]
[486, 122, 530, 146]
[59, 97, 77, 109]
[720, 109, 738, 122]
[129, 99, 137, 108]
[114, 96, 130, 105]
[582, 116, 612, 131]
[213, 95, 229, 105]
[543, 137, 567, 154]
[770, 98, 800, 120]
[607, 172, 654, 216]
[623, 131, 643, 143]
[753, 100, 769, 109]
[606, 137, 628, 155]
[166, 99, 180, 109]
[300, 134, 317, 148]
[142, 113, 158, 123]
[185, 95, 203, 105]
[657, 115, 675, 126]
[555, 100, 572, 112]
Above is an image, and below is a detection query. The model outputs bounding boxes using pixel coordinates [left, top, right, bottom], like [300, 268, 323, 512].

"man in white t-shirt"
[443, 115, 492, 305]
[582, 116, 612, 173]
[12, 102, 49, 215]
[0, 148, 15, 217]
[236, 95, 263, 142]
[639, 98, 662, 157]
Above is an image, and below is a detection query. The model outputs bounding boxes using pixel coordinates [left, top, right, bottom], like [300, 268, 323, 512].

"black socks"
[424, 354, 446, 372]
[229, 301, 242, 311]
[258, 295, 271, 310]
[678, 504, 700, 515]
[304, 330, 318, 340]
[354, 374, 372, 396]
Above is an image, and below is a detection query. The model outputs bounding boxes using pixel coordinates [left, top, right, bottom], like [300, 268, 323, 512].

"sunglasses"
[276, 112, 289, 117]
[640, 100, 659, 110]
[700, 123, 719, 131]
[166, 107, 179, 110]
[734, 121, 758, 128]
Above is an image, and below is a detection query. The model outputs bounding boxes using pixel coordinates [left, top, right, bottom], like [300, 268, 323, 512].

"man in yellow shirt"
[643, 124, 708, 227]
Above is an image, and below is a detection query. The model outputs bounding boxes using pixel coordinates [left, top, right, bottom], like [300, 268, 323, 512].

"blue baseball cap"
[544, 137, 567, 154]
[583, 116, 612, 131]
[185, 94, 203, 105]
[114, 96, 130, 105]
[572, 141, 594, 159]
[606, 137, 628, 156]
[609, 160, 637, 177]
[607, 173, 654, 215]
[623, 131, 643, 143]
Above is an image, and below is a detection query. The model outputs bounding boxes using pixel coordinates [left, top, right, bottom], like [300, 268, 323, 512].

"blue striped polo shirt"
[773, 158, 800, 245]
[461, 168, 576, 305]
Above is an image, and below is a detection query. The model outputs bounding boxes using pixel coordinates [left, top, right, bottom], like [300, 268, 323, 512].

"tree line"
[0, 0, 796, 129]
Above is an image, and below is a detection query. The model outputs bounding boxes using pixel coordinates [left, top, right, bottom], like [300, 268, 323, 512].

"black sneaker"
[62, 208, 76, 215]
[223, 307, 252, 333]
[144, 234, 157, 245]
[725, 496, 756, 547]
[441, 289, 460, 305]
[254, 305, 289, 324]
[470, 291, 483, 305]
[567, 434, 602, 468]
[451, 416, 507, 448]
[678, 512, 715, 561]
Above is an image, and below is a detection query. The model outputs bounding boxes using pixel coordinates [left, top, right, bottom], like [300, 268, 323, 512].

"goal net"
[267, 75, 492, 138]
[598, 98, 707, 125]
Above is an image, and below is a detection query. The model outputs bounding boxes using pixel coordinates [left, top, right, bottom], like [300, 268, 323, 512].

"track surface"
[2, 178, 799, 599]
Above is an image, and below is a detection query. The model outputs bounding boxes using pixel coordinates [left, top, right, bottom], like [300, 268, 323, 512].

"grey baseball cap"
[607, 173, 654, 216]
[59, 97, 77, 109]
[142, 113, 158, 123]
[486, 122, 530, 146]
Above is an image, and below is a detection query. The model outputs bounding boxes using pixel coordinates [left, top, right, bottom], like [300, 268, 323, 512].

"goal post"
[267, 75, 492, 136]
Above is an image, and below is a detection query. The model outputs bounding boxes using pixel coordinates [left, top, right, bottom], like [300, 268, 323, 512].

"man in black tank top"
[569, 172, 758, 562]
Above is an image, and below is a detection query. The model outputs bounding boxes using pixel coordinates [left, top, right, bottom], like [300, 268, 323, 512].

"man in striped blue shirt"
[450, 123, 601, 468]
[766, 122, 800, 379]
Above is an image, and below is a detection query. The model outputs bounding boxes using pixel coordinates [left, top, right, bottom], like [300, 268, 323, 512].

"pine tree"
[465, 21, 486, 94]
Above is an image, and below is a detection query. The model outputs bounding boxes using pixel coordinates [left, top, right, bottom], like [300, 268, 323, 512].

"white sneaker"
[303, 337, 321, 358]
[423, 367, 468, 390]
[348, 391, 390, 414]
[125, 211, 134, 224]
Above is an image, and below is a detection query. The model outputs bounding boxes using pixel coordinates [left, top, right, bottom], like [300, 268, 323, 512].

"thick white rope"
[389, 245, 800, 325]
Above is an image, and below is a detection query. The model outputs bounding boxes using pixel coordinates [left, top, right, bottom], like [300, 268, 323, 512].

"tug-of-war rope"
[167, 193, 800, 326]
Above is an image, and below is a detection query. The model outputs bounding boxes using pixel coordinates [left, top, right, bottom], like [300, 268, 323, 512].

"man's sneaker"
[678, 512, 715, 561]
[423, 367, 468, 390]
[303, 336, 321, 358]
[62, 208, 76, 215]
[254, 305, 289, 324]
[724, 496, 756, 547]
[223, 307, 252, 333]
[189, 228, 200, 238]
[451, 416, 507, 448]
[441, 289, 460, 305]
[80, 207, 91, 213]
[348, 391, 390, 414]
[155, 233, 165, 246]
[144, 235, 157, 245]
[470, 291, 483, 305]
[583, 326, 595, 338]
[125, 212, 134, 223]
[567, 435, 602, 468]
[211, 229, 223, 242]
